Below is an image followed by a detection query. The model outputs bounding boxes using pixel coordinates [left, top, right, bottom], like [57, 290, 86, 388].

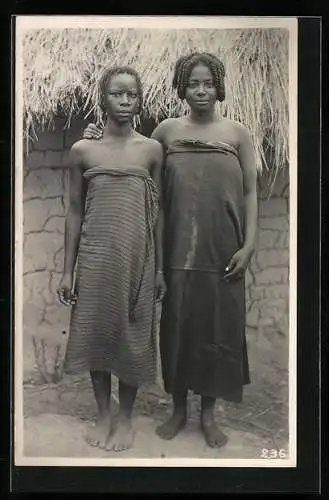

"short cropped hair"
[98, 65, 143, 113]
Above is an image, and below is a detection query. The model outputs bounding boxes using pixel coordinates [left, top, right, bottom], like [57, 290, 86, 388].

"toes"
[203, 428, 228, 448]
[106, 442, 122, 452]
[155, 427, 165, 438]
[85, 434, 97, 446]
[98, 438, 107, 449]
[157, 431, 169, 440]
[105, 439, 132, 452]
[218, 436, 228, 447]
[90, 438, 100, 447]
[105, 441, 114, 451]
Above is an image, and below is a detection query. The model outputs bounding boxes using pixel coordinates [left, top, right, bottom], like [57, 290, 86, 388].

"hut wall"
[22, 118, 290, 382]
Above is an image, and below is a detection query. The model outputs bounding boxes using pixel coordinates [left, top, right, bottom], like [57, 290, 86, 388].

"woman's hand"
[57, 273, 77, 306]
[155, 271, 167, 302]
[224, 247, 253, 282]
[82, 123, 103, 140]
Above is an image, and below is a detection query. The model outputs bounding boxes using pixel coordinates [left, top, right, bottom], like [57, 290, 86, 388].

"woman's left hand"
[155, 272, 167, 301]
[224, 247, 253, 282]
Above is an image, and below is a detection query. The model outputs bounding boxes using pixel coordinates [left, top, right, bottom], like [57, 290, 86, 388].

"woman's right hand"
[57, 274, 77, 307]
[82, 123, 103, 140]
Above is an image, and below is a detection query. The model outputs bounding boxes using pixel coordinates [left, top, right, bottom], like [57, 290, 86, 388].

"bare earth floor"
[22, 370, 289, 460]
[25, 413, 268, 459]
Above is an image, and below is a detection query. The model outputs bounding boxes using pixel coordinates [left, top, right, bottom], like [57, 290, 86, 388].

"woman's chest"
[165, 122, 239, 149]
[82, 141, 151, 170]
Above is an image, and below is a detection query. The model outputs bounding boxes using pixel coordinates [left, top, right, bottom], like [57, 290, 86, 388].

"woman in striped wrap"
[84, 53, 258, 449]
[57, 66, 165, 452]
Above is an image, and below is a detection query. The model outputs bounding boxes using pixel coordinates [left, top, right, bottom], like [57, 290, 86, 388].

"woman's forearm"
[243, 191, 258, 255]
[155, 207, 164, 272]
[63, 210, 82, 277]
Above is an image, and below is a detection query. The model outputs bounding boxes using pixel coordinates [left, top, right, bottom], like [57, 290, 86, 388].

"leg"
[156, 390, 188, 440]
[85, 370, 112, 448]
[200, 395, 228, 448]
[105, 380, 137, 452]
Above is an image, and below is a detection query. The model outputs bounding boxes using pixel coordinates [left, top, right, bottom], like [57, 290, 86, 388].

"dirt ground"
[22, 359, 289, 460]
[21, 316, 289, 461]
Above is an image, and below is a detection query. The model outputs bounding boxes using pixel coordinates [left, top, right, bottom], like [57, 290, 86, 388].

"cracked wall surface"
[22, 118, 290, 381]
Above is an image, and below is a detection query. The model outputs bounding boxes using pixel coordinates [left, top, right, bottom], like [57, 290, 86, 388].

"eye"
[109, 92, 121, 98]
[128, 92, 138, 99]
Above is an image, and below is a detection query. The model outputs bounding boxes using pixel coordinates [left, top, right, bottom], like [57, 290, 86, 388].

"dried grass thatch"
[22, 28, 289, 173]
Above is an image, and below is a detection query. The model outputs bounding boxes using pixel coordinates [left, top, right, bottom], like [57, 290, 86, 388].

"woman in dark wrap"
[84, 52, 258, 449]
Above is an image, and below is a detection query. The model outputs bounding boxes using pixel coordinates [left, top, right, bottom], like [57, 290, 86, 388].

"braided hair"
[172, 52, 226, 102]
[98, 65, 143, 114]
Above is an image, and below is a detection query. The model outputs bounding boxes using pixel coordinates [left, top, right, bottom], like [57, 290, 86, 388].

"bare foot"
[156, 412, 187, 440]
[201, 416, 228, 448]
[105, 416, 135, 452]
[85, 413, 111, 449]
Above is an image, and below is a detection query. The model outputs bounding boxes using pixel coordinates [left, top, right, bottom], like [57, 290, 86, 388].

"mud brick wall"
[22, 118, 290, 381]
[23, 118, 88, 379]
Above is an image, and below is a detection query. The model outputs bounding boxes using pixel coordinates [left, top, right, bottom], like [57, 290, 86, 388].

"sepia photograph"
[14, 15, 298, 467]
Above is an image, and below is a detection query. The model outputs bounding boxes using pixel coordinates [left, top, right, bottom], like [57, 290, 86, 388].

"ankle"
[98, 407, 111, 418]
[118, 410, 133, 422]
[173, 406, 187, 418]
[201, 409, 215, 425]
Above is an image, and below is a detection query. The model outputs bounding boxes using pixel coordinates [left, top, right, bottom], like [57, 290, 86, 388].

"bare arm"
[151, 118, 172, 147]
[238, 125, 258, 256]
[224, 125, 258, 281]
[150, 120, 169, 272]
[63, 144, 85, 278]
[149, 140, 165, 273]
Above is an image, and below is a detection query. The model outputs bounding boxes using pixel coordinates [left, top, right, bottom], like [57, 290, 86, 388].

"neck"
[103, 118, 134, 138]
[189, 108, 216, 124]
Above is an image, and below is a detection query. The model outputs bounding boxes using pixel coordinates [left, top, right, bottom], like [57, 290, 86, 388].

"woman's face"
[103, 73, 139, 123]
[185, 63, 217, 113]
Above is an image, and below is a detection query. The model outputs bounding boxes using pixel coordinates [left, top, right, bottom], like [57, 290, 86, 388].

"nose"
[196, 84, 206, 96]
[120, 93, 130, 105]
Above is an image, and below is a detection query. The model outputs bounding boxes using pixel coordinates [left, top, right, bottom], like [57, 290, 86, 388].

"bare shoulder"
[225, 118, 252, 140]
[148, 137, 163, 158]
[134, 133, 163, 159]
[70, 139, 91, 156]
[67, 139, 92, 170]
[151, 117, 181, 143]
[134, 132, 159, 147]
[155, 117, 179, 131]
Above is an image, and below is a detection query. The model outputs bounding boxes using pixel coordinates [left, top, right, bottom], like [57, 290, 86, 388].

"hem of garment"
[163, 383, 249, 404]
[63, 365, 156, 389]
[167, 266, 225, 274]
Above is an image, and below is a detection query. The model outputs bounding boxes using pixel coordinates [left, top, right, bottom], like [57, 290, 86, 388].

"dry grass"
[22, 28, 289, 174]
[32, 336, 64, 384]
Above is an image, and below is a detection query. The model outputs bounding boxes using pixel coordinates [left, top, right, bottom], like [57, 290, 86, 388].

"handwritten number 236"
[261, 448, 287, 459]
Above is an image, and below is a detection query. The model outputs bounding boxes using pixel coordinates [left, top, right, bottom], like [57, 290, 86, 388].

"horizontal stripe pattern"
[64, 166, 159, 387]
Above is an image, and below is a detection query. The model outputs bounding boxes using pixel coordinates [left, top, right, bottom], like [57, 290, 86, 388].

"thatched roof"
[22, 28, 289, 174]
